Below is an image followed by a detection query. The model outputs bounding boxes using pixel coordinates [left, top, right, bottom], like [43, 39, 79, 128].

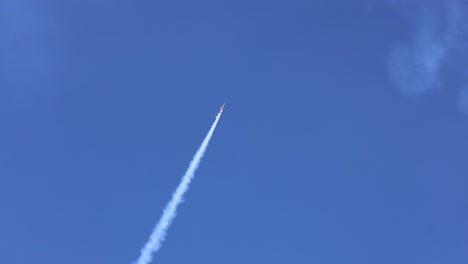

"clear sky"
[1, 1, 467, 263]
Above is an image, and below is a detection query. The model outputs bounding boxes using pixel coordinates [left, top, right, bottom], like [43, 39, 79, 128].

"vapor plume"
[133, 114, 222, 264]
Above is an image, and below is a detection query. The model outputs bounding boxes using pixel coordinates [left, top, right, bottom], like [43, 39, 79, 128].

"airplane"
[216, 103, 225, 118]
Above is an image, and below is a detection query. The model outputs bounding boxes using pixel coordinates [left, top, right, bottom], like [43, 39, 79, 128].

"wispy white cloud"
[387, 1, 461, 93]
[387, 11, 446, 95]
[386, 0, 468, 116]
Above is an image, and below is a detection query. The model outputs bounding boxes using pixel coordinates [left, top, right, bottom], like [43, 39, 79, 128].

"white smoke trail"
[133, 114, 222, 264]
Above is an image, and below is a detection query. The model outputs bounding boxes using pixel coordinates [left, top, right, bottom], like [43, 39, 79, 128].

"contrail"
[133, 105, 224, 264]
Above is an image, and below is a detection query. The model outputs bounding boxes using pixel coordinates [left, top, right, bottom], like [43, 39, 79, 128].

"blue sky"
[1, 1, 467, 263]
